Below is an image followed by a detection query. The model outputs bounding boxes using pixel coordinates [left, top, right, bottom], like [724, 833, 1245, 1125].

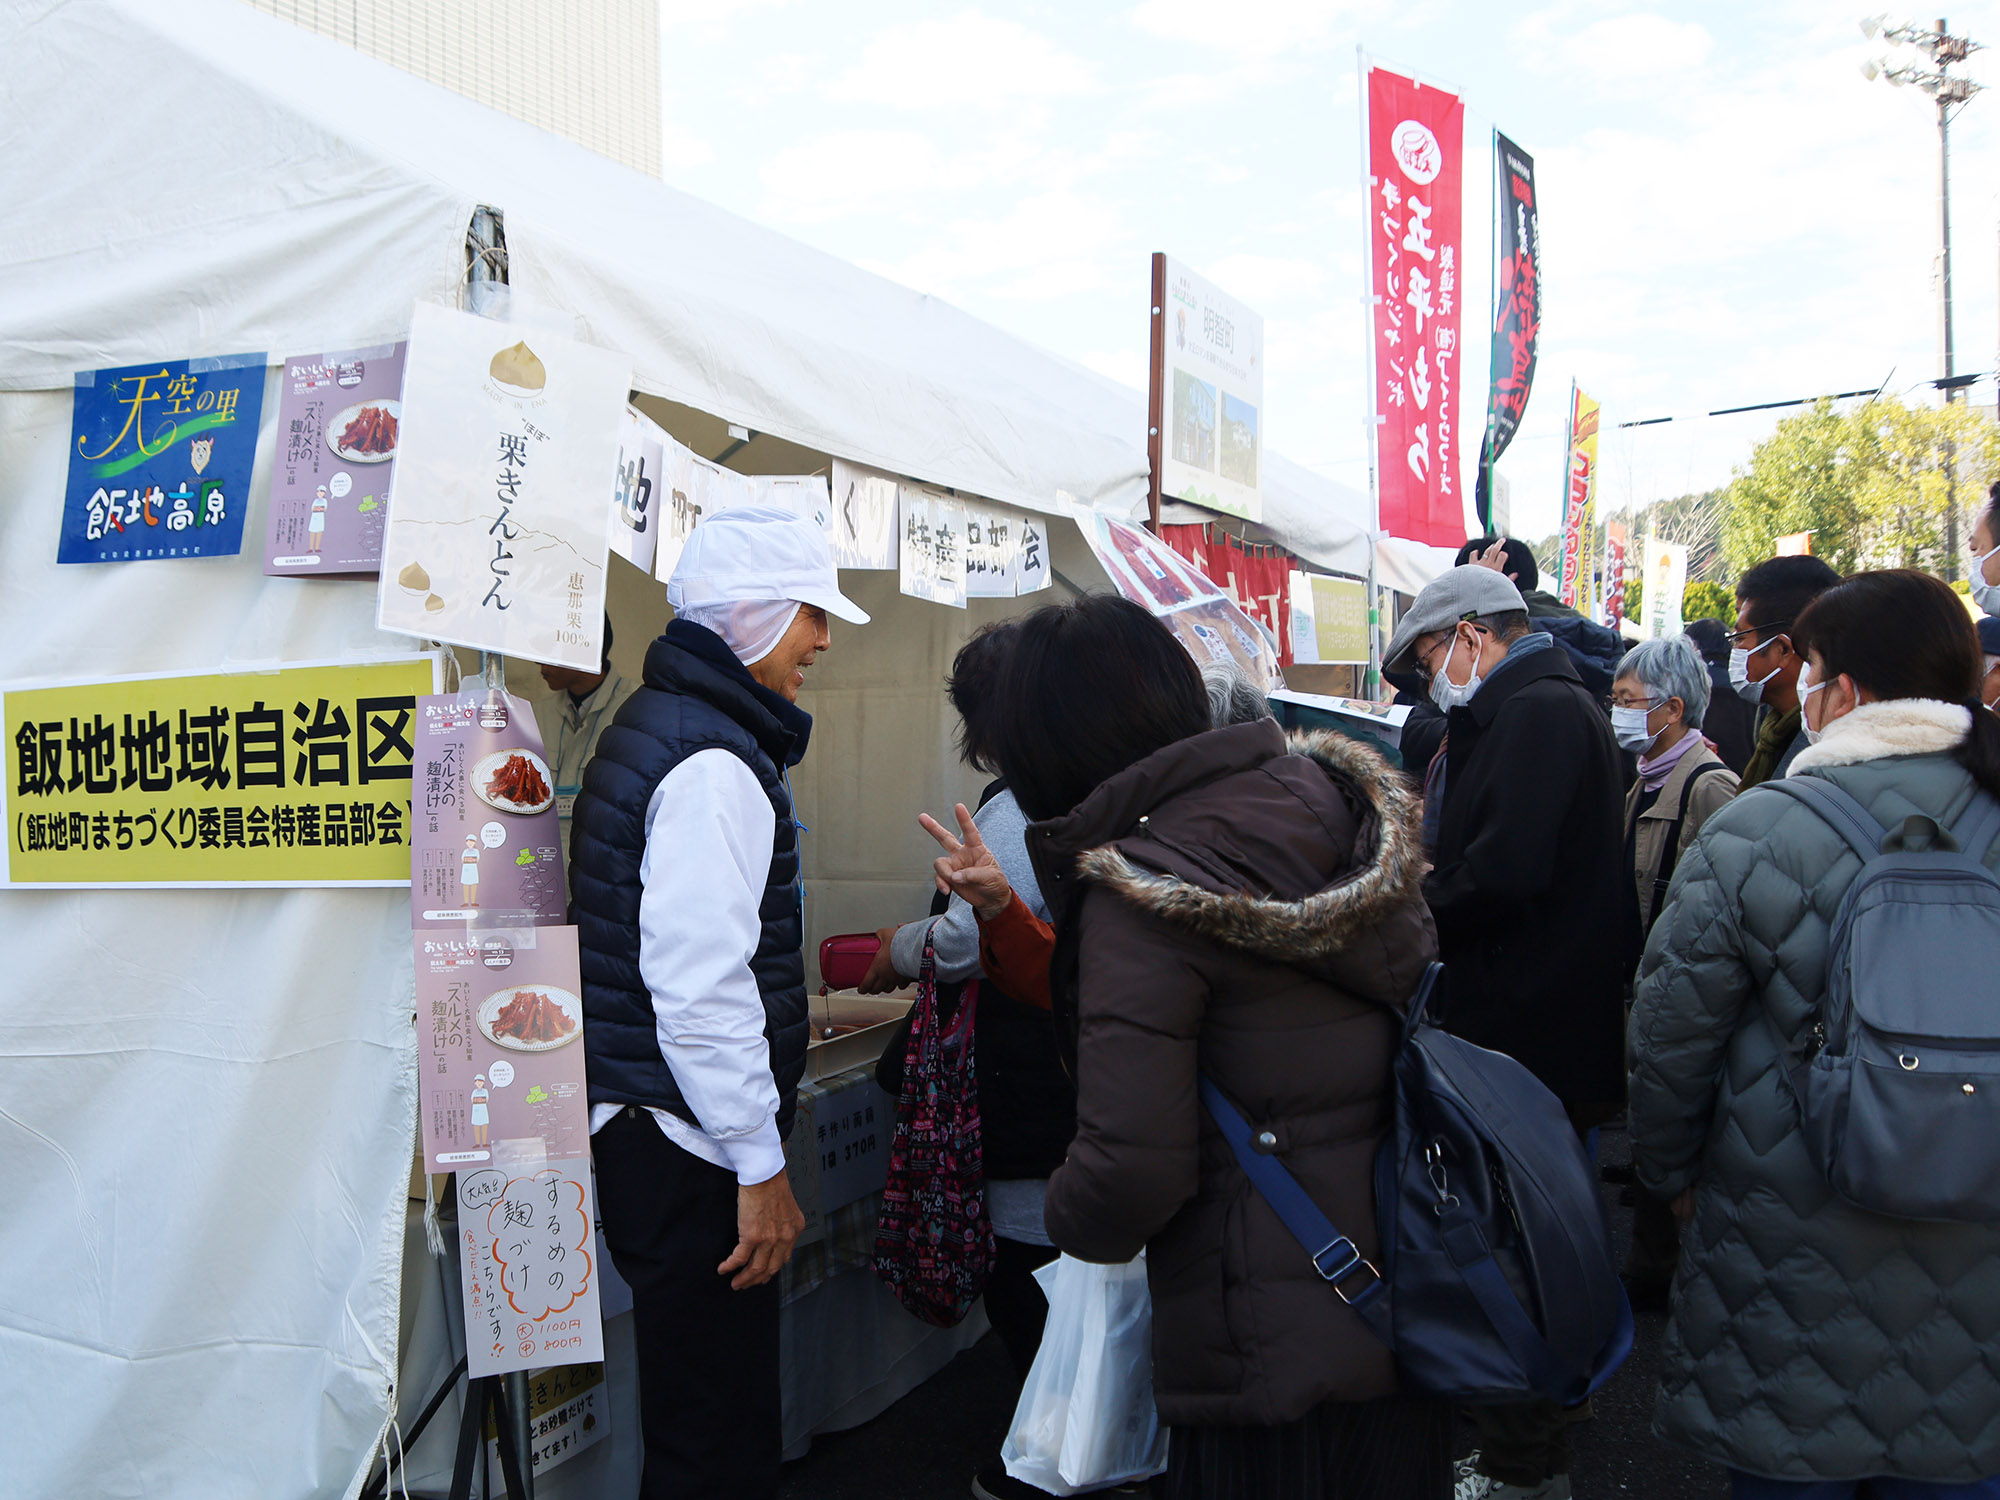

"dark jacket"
[1424, 640, 1638, 1105]
[1031, 721, 1436, 1426]
[1524, 588, 1626, 698]
[570, 619, 811, 1139]
[1699, 660, 1756, 774]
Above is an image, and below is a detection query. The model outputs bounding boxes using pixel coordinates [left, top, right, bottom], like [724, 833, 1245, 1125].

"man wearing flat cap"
[1383, 566, 1636, 1500]
[571, 506, 870, 1500]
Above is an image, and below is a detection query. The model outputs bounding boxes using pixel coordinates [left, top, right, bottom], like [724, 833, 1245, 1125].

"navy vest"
[570, 619, 811, 1140]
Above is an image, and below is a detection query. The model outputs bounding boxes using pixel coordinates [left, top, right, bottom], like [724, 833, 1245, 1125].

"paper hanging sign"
[1014, 513, 1051, 596]
[964, 503, 1016, 597]
[60, 353, 269, 564]
[2, 657, 432, 887]
[898, 485, 968, 609]
[1367, 64, 1467, 549]
[484, 1363, 608, 1477]
[650, 439, 699, 584]
[265, 343, 406, 575]
[409, 691, 567, 929]
[377, 303, 629, 671]
[457, 1150, 605, 1377]
[828, 459, 900, 570]
[1077, 512, 1279, 688]
[750, 474, 834, 538]
[609, 405, 666, 576]
[1159, 257, 1264, 522]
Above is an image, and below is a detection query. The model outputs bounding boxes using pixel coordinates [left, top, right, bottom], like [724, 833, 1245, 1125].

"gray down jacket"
[1630, 711, 2000, 1484]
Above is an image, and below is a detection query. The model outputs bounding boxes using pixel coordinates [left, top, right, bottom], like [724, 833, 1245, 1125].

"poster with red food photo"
[1366, 63, 1466, 550]
[264, 342, 406, 576]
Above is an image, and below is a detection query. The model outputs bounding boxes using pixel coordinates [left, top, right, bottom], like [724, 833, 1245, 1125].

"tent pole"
[1146, 252, 1166, 534]
[458, 202, 534, 1499]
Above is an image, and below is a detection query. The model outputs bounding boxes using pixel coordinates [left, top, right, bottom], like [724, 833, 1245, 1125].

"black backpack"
[1203, 964, 1631, 1403]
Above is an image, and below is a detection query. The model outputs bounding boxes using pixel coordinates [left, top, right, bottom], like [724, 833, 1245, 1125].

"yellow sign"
[1310, 577, 1372, 665]
[4, 657, 434, 887]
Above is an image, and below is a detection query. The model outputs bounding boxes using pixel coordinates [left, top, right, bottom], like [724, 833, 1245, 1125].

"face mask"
[1611, 705, 1661, 754]
[1728, 638, 1786, 705]
[1799, 662, 1828, 745]
[1427, 629, 1484, 711]
[1971, 544, 2000, 617]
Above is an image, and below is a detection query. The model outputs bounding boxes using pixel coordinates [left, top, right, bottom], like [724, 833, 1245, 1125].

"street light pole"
[1861, 13, 1984, 575]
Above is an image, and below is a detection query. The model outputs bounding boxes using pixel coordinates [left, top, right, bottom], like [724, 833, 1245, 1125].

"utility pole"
[1862, 14, 1984, 575]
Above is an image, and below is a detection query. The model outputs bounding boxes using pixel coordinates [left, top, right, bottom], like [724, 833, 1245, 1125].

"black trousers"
[594, 1107, 781, 1500]
[985, 1236, 1060, 1384]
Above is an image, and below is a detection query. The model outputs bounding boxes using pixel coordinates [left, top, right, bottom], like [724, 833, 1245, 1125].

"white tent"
[0, 3, 1450, 1496]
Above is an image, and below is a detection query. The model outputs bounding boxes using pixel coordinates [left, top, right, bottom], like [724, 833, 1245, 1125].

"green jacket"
[1630, 699, 2000, 1482]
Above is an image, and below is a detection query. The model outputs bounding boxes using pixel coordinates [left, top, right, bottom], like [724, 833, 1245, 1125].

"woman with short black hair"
[993, 594, 1450, 1500]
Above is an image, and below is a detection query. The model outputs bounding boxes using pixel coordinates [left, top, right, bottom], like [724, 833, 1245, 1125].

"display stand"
[447, 1375, 531, 1500]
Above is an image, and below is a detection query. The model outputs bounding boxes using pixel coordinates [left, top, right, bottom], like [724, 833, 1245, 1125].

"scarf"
[1637, 729, 1702, 792]
[1739, 705, 1801, 790]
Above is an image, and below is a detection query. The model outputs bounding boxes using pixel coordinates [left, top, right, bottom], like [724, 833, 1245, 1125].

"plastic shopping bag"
[1000, 1253, 1169, 1495]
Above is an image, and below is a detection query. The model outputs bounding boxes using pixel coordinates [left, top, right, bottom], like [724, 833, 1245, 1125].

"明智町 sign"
[3, 657, 436, 887]
[60, 354, 269, 564]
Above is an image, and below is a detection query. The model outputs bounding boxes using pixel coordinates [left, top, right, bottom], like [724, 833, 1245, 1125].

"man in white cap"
[1383, 566, 1634, 1500]
[570, 506, 869, 1500]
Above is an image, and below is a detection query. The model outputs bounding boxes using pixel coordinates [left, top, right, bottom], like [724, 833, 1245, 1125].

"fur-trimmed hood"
[1030, 719, 1431, 998]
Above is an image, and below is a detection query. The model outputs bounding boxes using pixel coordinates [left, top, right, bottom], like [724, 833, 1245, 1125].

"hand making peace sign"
[917, 803, 1014, 920]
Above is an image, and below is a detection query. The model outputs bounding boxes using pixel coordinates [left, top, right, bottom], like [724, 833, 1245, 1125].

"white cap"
[666, 505, 870, 625]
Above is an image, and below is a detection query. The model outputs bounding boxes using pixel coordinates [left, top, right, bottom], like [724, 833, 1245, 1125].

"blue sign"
[60, 354, 269, 564]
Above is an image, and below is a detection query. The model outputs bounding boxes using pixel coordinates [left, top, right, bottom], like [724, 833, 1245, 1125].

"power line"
[1615, 371, 1990, 430]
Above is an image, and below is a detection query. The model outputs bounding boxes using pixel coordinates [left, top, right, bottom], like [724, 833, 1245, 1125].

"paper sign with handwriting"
[377, 302, 628, 671]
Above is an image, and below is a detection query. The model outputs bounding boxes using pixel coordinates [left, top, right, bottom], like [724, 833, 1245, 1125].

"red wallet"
[818, 932, 882, 992]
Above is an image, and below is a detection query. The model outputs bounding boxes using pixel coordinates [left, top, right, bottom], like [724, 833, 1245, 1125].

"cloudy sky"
[656, 0, 1999, 542]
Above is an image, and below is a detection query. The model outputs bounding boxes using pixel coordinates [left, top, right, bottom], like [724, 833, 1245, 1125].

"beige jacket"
[1626, 740, 1738, 931]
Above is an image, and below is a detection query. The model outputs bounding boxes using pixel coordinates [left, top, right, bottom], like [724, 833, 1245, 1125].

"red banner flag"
[1367, 65, 1466, 549]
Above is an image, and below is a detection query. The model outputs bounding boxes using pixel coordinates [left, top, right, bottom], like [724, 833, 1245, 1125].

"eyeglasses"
[1611, 694, 1660, 711]
[1724, 619, 1790, 648]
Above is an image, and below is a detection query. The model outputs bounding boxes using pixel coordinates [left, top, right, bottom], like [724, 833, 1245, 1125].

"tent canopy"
[0, 0, 1435, 572]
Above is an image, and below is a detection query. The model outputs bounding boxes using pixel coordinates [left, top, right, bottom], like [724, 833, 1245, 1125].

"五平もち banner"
[3, 657, 435, 887]
[1366, 65, 1465, 550]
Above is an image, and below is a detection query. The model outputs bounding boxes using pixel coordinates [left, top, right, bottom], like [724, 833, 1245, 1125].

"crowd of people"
[564, 492, 2000, 1500]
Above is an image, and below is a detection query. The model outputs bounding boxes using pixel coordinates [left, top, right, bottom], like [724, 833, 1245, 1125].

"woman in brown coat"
[988, 595, 1450, 1500]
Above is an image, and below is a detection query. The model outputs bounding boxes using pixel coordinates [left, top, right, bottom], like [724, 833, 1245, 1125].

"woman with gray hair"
[1613, 635, 1739, 935]
[1201, 657, 1275, 728]
[1611, 633, 1738, 1312]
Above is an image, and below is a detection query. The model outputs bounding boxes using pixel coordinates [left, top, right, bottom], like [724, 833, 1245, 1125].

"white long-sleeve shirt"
[586, 747, 787, 1185]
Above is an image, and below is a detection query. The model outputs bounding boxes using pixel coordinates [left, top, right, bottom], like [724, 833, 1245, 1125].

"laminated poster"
[410, 688, 602, 1376]
[265, 343, 406, 575]
[1079, 513, 1280, 689]
[2, 657, 433, 888]
[410, 691, 566, 929]
[60, 353, 268, 564]
[377, 303, 629, 672]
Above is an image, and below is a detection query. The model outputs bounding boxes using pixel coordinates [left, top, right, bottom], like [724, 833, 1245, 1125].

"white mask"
[1728, 637, 1786, 705]
[1970, 544, 2000, 617]
[1611, 704, 1660, 754]
[1427, 629, 1484, 712]
[1799, 661, 1828, 744]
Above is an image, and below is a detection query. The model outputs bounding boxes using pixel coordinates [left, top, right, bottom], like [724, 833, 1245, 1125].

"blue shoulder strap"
[1759, 775, 1886, 864]
[1196, 1076, 1391, 1341]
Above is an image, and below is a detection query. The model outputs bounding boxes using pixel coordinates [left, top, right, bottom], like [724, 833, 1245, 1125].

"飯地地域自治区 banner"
[1478, 133, 1540, 529]
[60, 353, 269, 564]
[1367, 64, 1465, 550]
[3, 657, 434, 886]
[1558, 386, 1602, 609]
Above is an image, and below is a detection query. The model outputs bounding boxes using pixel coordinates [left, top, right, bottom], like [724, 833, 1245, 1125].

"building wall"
[240, 0, 661, 177]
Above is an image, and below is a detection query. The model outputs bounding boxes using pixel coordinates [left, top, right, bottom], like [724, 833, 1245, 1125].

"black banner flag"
[1476, 132, 1540, 529]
